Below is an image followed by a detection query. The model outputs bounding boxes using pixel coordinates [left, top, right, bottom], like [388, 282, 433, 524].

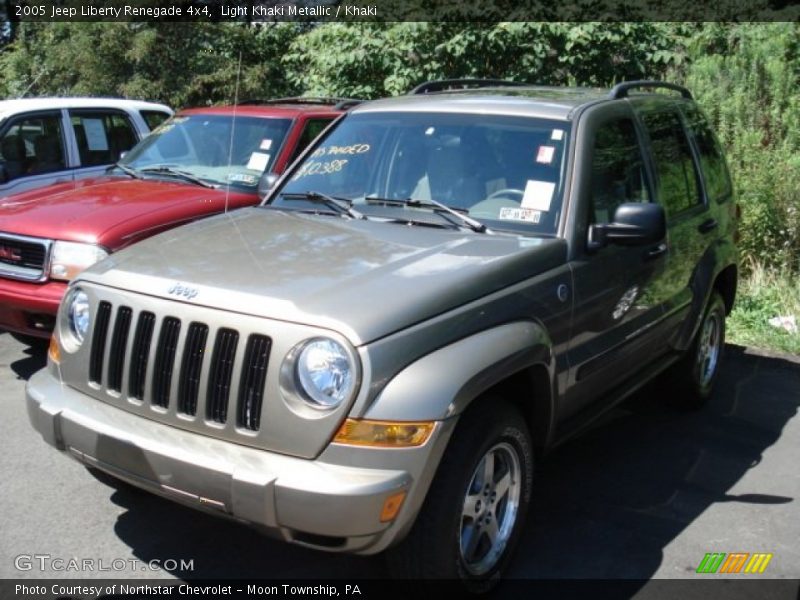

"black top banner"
[4, 0, 800, 22]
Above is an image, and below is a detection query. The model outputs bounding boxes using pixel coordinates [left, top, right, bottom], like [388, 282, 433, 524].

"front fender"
[363, 321, 553, 422]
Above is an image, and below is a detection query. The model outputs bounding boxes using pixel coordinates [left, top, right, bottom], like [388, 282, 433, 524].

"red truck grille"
[0, 233, 50, 281]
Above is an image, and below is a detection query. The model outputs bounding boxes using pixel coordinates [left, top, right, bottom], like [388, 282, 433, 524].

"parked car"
[0, 97, 172, 197]
[0, 97, 355, 339]
[27, 80, 738, 590]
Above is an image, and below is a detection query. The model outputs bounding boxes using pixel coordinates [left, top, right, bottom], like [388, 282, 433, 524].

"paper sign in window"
[246, 152, 270, 172]
[521, 180, 555, 212]
[536, 145, 555, 164]
[83, 119, 109, 151]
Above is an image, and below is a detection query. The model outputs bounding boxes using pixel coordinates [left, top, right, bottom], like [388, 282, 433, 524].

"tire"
[664, 291, 726, 410]
[386, 398, 533, 592]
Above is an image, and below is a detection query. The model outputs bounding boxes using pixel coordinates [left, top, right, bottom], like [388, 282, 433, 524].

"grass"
[727, 264, 800, 355]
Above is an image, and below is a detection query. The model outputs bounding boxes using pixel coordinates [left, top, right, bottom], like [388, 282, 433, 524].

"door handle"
[645, 242, 668, 261]
[698, 218, 718, 234]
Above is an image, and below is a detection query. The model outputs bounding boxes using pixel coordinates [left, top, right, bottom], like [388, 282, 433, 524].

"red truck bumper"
[0, 278, 66, 339]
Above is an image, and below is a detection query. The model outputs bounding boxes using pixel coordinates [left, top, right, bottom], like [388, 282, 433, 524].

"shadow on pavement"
[67, 345, 800, 584]
[5, 332, 48, 380]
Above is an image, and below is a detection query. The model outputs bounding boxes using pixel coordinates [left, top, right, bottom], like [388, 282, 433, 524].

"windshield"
[270, 111, 570, 235]
[120, 114, 291, 189]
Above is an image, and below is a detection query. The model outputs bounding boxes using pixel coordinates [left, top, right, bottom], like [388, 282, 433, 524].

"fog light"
[380, 491, 407, 523]
[333, 419, 435, 448]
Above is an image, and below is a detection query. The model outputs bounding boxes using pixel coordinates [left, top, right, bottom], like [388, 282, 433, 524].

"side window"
[0, 112, 66, 180]
[140, 110, 170, 131]
[641, 109, 702, 217]
[289, 118, 332, 164]
[70, 110, 138, 167]
[590, 118, 650, 224]
[682, 105, 732, 203]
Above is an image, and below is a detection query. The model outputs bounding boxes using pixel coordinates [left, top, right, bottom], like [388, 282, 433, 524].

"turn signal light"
[48, 335, 61, 364]
[380, 491, 407, 522]
[333, 419, 435, 448]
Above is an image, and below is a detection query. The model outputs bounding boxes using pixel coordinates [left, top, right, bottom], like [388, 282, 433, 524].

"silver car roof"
[351, 86, 612, 121]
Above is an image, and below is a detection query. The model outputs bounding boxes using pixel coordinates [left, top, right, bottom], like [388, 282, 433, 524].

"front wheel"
[387, 399, 533, 592]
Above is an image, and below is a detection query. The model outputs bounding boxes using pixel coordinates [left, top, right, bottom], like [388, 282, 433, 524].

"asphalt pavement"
[1, 332, 798, 595]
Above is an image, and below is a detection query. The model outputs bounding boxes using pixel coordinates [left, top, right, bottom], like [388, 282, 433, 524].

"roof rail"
[238, 97, 364, 108]
[608, 80, 692, 100]
[409, 78, 529, 95]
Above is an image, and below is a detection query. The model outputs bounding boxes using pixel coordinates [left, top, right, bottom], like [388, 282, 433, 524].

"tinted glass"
[289, 118, 333, 164]
[141, 110, 171, 131]
[682, 105, 732, 202]
[70, 110, 138, 166]
[0, 112, 66, 179]
[273, 112, 571, 236]
[641, 109, 701, 217]
[590, 118, 650, 224]
[120, 115, 292, 189]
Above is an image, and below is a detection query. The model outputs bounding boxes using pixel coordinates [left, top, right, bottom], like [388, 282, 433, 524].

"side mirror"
[257, 172, 279, 200]
[0, 164, 8, 185]
[589, 202, 666, 249]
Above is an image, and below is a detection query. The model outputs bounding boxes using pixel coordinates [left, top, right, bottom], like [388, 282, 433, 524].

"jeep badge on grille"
[167, 282, 198, 300]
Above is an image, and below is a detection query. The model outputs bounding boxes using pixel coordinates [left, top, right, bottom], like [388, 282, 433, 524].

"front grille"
[0, 233, 50, 281]
[89, 302, 112, 385]
[107, 306, 132, 393]
[128, 312, 155, 400]
[177, 323, 209, 416]
[88, 303, 272, 433]
[207, 328, 239, 424]
[239, 334, 271, 431]
[152, 317, 181, 409]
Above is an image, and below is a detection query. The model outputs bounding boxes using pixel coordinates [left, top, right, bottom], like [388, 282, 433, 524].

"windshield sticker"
[246, 152, 270, 172]
[310, 143, 370, 158]
[521, 179, 555, 212]
[290, 158, 349, 181]
[83, 119, 109, 151]
[499, 207, 542, 224]
[536, 145, 555, 164]
[260, 139, 272, 150]
[551, 129, 564, 141]
[228, 173, 257, 185]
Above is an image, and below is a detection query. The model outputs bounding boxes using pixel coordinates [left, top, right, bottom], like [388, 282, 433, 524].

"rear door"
[634, 101, 712, 329]
[68, 109, 140, 182]
[0, 110, 72, 197]
[563, 102, 672, 418]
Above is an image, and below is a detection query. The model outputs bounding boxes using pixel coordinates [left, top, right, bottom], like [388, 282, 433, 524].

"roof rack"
[409, 79, 529, 95]
[237, 97, 364, 110]
[608, 81, 692, 100]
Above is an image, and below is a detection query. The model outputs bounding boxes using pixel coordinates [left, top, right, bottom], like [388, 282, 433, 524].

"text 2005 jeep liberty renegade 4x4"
[27, 80, 737, 588]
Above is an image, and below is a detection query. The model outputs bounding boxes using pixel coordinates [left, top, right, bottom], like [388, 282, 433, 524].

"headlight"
[295, 338, 356, 408]
[67, 288, 90, 345]
[49, 241, 108, 281]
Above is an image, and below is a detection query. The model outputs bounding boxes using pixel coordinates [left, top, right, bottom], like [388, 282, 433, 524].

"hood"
[83, 207, 567, 344]
[0, 177, 251, 248]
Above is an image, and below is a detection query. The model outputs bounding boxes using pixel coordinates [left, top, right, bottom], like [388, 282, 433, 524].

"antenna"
[224, 51, 243, 215]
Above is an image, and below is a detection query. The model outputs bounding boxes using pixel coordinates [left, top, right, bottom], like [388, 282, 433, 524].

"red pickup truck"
[0, 98, 353, 340]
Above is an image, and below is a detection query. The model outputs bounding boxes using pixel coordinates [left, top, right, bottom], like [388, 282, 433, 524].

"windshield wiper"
[365, 196, 488, 233]
[280, 191, 365, 220]
[139, 166, 216, 189]
[110, 163, 141, 179]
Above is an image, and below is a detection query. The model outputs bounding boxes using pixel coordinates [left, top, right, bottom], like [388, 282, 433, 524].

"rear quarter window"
[141, 110, 171, 131]
[682, 105, 732, 203]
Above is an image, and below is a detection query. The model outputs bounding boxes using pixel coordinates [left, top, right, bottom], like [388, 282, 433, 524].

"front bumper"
[26, 368, 442, 554]
[0, 278, 65, 338]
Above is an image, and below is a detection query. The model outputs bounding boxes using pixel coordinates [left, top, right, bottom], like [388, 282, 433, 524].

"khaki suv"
[27, 80, 738, 589]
